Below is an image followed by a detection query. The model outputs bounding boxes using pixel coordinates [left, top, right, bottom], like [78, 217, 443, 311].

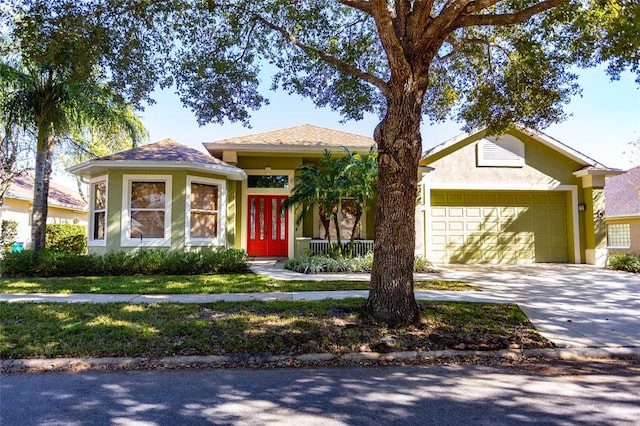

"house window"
[186, 176, 226, 246]
[122, 175, 172, 247]
[477, 135, 525, 167]
[318, 199, 363, 240]
[607, 223, 631, 248]
[89, 178, 107, 246]
[248, 175, 289, 188]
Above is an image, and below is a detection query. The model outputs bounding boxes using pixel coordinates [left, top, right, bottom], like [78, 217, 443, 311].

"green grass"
[0, 300, 549, 359]
[0, 274, 474, 294]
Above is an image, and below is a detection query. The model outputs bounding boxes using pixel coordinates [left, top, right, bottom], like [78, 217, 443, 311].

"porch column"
[574, 169, 624, 267]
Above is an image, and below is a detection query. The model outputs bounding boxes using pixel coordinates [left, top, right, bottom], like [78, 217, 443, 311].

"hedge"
[0, 248, 249, 277]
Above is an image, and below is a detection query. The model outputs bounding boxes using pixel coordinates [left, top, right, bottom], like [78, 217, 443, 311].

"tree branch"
[366, 0, 413, 82]
[337, 0, 374, 15]
[454, 0, 569, 28]
[253, 14, 391, 97]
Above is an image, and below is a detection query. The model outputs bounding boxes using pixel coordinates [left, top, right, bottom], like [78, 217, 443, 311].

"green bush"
[0, 248, 249, 277]
[0, 250, 102, 277]
[608, 253, 640, 273]
[284, 252, 436, 274]
[0, 220, 19, 253]
[46, 224, 87, 254]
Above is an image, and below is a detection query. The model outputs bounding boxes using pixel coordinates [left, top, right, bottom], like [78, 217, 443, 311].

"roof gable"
[204, 124, 375, 153]
[606, 167, 640, 218]
[422, 127, 602, 168]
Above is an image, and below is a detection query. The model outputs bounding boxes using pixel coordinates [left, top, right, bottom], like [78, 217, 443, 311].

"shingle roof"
[5, 174, 87, 210]
[605, 166, 640, 218]
[206, 124, 375, 149]
[68, 138, 246, 181]
[98, 139, 232, 167]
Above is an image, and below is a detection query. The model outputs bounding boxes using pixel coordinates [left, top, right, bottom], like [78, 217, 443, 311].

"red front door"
[247, 195, 288, 257]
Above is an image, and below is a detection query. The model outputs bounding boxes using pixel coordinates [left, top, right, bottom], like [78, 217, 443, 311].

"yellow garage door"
[430, 191, 568, 263]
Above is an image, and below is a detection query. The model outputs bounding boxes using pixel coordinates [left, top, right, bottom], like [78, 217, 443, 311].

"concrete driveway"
[436, 264, 640, 348]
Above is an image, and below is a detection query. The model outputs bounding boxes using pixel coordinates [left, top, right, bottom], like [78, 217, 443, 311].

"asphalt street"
[2, 362, 639, 425]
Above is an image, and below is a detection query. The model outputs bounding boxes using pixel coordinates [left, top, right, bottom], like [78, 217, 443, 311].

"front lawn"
[0, 299, 549, 359]
[0, 274, 474, 294]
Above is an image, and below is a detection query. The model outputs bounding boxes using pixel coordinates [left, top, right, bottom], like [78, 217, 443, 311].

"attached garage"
[429, 190, 569, 263]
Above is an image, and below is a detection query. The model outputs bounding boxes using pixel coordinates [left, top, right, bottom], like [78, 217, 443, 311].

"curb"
[3, 347, 640, 373]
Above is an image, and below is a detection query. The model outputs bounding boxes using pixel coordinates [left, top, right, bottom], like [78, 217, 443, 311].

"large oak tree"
[6, 0, 637, 324]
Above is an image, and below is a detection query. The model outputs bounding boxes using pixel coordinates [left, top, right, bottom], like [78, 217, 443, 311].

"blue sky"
[141, 66, 639, 170]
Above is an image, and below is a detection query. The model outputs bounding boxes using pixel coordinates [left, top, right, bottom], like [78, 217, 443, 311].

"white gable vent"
[477, 135, 525, 167]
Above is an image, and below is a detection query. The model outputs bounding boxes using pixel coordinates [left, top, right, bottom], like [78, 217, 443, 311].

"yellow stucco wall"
[1, 197, 87, 249]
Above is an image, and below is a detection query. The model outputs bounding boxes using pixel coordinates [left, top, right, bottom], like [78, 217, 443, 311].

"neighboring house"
[605, 166, 640, 256]
[68, 124, 622, 266]
[1, 174, 88, 249]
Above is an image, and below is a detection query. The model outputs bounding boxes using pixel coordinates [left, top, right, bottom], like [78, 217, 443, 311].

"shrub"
[0, 220, 19, 253]
[284, 252, 436, 274]
[609, 253, 640, 273]
[0, 250, 102, 277]
[46, 224, 87, 254]
[0, 248, 249, 277]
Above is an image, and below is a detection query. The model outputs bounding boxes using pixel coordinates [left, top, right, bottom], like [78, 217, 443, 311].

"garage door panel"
[430, 191, 567, 263]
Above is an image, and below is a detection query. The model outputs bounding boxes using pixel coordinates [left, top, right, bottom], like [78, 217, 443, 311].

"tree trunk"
[366, 85, 424, 327]
[348, 210, 363, 257]
[332, 204, 342, 255]
[30, 132, 54, 251]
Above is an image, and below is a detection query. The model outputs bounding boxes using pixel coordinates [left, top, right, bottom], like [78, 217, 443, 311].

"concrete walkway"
[2, 261, 639, 349]
[431, 263, 640, 349]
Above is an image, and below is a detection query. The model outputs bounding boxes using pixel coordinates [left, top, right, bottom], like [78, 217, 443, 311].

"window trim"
[88, 176, 108, 247]
[607, 223, 631, 249]
[185, 175, 227, 247]
[121, 174, 172, 247]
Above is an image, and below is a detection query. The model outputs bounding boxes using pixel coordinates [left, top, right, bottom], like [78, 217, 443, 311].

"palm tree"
[0, 59, 146, 250]
[281, 149, 377, 256]
[281, 150, 346, 252]
[341, 147, 377, 256]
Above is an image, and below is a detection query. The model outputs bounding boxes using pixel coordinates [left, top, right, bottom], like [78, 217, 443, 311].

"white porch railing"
[309, 239, 374, 256]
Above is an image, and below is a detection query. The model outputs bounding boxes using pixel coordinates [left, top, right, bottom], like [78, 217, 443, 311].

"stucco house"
[1, 174, 87, 249]
[605, 166, 640, 256]
[68, 124, 621, 266]
[418, 128, 622, 265]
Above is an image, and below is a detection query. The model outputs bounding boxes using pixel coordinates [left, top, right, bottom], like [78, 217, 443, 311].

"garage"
[429, 190, 568, 263]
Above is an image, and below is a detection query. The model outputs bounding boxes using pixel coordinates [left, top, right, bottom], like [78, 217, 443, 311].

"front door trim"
[241, 169, 295, 258]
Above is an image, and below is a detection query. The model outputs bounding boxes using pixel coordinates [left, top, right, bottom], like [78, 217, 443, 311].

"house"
[418, 128, 622, 265]
[203, 124, 376, 257]
[0, 174, 88, 249]
[66, 138, 246, 254]
[68, 124, 622, 266]
[605, 166, 640, 256]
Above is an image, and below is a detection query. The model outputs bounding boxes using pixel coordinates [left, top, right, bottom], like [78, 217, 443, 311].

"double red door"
[247, 195, 288, 257]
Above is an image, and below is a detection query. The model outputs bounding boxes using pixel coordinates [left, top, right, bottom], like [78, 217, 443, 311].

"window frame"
[121, 174, 172, 247]
[607, 223, 631, 248]
[316, 197, 365, 241]
[185, 175, 226, 247]
[88, 176, 108, 247]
